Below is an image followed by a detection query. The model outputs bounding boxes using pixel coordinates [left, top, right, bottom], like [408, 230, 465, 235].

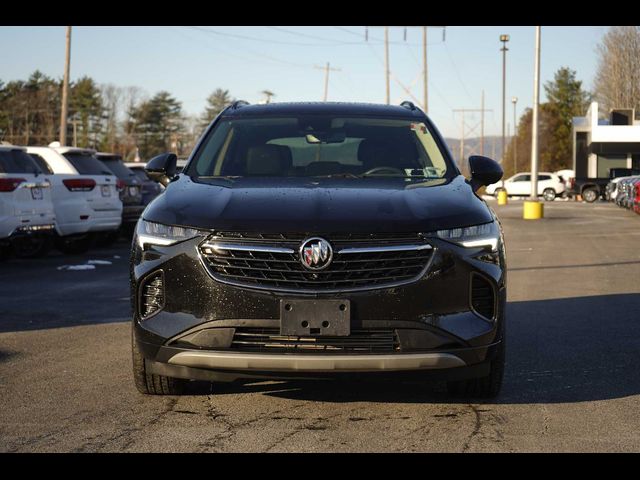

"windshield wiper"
[315, 173, 362, 179]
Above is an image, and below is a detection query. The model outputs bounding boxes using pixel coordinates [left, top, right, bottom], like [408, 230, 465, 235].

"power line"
[332, 26, 439, 46]
[266, 26, 363, 45]
[443, 42, 475, 104]
[187, 26, 361, 47]
[182, 27, 316, 69]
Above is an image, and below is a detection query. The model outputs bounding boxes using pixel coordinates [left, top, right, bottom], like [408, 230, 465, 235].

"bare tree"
[100, 84, 122, 152]
[594, 26, 640, 118]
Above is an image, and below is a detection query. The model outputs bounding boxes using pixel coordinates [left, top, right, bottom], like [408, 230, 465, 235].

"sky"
[0, 25, 607, 139]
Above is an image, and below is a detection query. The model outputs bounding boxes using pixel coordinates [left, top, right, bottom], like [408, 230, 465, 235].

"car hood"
[143, 174, 494, 233]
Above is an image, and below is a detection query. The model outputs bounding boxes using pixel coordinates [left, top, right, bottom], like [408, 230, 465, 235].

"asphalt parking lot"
[2, 201, 640, 452]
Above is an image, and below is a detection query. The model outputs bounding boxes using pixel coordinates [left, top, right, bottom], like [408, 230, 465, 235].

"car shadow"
[184, 293, 640, 405]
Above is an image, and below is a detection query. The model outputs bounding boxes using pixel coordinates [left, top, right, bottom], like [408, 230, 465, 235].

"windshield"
[64, 153, 114, 176]
[98, 157, 136, 179]
[187, 116, 452, 179]
[0, 150, 42, 174]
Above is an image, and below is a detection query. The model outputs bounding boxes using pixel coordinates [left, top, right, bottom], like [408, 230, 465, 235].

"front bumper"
[122, 204, 145, 224]
[132, 229, 507, 380]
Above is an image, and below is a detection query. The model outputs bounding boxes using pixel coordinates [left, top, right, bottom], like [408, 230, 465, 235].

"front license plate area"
[280, 299, 350, 337]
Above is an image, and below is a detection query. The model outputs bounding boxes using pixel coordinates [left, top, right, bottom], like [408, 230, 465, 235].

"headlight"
[427, 222, 500, 251]
[136, 220, 206, 248]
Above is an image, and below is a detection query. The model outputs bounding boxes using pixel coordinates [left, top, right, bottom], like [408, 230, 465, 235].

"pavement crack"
[73, 397, 179, 452]
[461, 404, 482, 453]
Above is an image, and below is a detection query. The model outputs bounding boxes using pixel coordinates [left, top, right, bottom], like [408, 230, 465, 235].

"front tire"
[11, 235, 52, 258]
[447, 337, 505, 399]
[132, 329, 186, 395]
[55, 234, 94, 254]
[93, 230, 120, 248]
[542, 188, 556, 202]
[582, 187, 599, 203]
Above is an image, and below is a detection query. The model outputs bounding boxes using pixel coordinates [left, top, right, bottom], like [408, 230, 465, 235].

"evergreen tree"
[200, 88, 234, 130]
[502, 67, 590, 177]
[543, 67, 591, 171]
[130, 91, 184, 159]
[70, 76, 104, 148]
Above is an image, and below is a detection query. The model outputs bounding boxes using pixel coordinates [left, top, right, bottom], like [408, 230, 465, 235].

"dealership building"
[572, 102, 640, 179]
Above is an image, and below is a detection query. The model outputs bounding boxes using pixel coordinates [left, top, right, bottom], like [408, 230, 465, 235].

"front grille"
[471, 274, 495, 320]
[199, 232, 433, 292]
[140, 271, 164, 319]
[212, 231, 423, 244]
[231, 328, 399, 354]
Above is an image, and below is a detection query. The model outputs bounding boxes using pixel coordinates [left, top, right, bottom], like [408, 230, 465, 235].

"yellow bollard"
[523, 200, 544, 219]
[497, 190, 508, 205]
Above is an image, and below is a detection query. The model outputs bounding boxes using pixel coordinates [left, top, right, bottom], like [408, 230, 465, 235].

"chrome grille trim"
[202, 242, 295, 254]
[337, 244, 433, 254]
[198, 233, 435, 293]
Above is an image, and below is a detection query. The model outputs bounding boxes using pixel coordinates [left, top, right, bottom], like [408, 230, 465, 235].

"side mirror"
[468, 155, 503, 192]
[145, 153, 177, 187]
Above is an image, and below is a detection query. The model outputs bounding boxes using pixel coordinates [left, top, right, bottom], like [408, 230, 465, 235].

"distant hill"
[444, 136, 505, 166]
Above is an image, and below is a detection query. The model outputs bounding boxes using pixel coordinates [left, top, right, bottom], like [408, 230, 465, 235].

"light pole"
[500, 34, 509, 164]
[512, 96, 518, 174]
[524, 26, 543, 220]
[59, 26, 72, 146]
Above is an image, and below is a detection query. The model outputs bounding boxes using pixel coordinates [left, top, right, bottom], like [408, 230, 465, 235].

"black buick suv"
[131, 101, 506, 397]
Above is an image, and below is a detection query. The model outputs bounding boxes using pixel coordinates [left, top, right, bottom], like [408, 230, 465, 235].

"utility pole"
[500, 34, 510, 163]
[453, 104, 493, 163]
[480, 90, 485, 155]
[60, 26, 72, 146]
[512, 96, 518, 174]
[71, 116, 78, 147]
[422, 26, 428, 113]
[530, 26, 541, 202]
[314, 62, 341, 102]
[384, 26, 390, 104]
[421, 26, 445, 114]
[367, 26, 445, 109]
[459, 110, 465, 167]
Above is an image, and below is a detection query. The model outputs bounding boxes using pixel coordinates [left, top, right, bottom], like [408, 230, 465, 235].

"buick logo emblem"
[299, 237, 333, 270]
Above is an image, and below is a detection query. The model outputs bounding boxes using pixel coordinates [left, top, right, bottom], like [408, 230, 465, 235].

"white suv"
[25, 144, 123, 254]
[485, 172, 566, 201]
[0, 145, 56, 258]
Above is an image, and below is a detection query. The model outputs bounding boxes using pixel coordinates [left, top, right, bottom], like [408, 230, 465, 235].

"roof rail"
[231, 100, 250, 109]
[400, 101, 417, 111]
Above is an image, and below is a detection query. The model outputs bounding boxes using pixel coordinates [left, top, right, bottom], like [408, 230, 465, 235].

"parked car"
[96, 153, 144, 236]
[554, 169, 575, 198]
[568, 168, 640, 203]
[485, 171, 565, 201]
[124, 162, 164, 206]
[26, 144, 122, 253]
[0, 145, 56, 258]
[615, 177, 640, 209]
[606, 175, 637, 202]
[634, 180, 640, 214]
[175, 158, 188, 174]
[131, 101, 507, 398]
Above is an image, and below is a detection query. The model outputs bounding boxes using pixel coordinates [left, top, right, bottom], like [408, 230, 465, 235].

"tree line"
[0, 73, 234, 161]
[2, 26, 639, 168]
[503, 26, 640, 178]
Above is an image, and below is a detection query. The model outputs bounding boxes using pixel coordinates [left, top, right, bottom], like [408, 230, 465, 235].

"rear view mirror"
[468, 155, 503, 192]
[305, 130, 346, 144]
[145, 153, 177, 187]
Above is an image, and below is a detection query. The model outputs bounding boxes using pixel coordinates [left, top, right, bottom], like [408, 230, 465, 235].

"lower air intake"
[140, 271, 164, 319]
[471, 273, 496, 320]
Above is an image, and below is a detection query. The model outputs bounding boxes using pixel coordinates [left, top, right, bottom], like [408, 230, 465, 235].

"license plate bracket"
[280, 299, 350, 337]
